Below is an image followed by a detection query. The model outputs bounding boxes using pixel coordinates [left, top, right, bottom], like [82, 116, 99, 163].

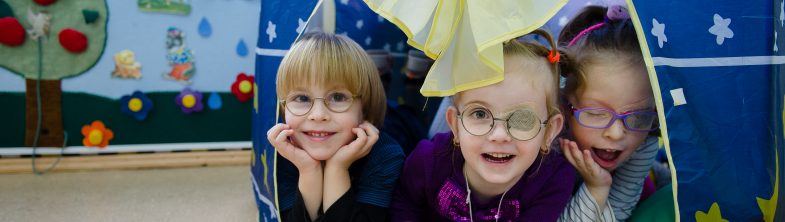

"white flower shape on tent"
[708, 14, 733, 45]
[266, 21, 277, 43]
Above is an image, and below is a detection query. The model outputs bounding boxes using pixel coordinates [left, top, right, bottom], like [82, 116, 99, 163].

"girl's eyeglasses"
[457, 104, 547, 141]
[280, 91, 360, 116]
[564, 100, 659, 132]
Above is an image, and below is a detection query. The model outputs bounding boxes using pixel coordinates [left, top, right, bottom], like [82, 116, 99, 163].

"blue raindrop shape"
[198, 17, 211, 37]
[208, 92, 222, 110]
[236, 39, 248, 57]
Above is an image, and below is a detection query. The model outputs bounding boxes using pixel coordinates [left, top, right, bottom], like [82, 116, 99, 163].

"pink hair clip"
[567, 5, 630, 47]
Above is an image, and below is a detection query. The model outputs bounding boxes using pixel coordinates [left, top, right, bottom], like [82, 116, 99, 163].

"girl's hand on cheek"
[325, 121, 379, 170]
[560, 138, 612, 188]
[267, 123, 321, 174]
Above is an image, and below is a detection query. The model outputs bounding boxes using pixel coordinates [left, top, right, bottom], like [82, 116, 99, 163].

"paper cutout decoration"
[0, 1, 13, 18]
[670, 88, 687, 106]
[120, 91, 153, 120]
[112, 50, 142, 79]
[231, 73, 254, 102]
[198, 17, 211, 36]
[33, 0, 57, 6]
[0, 17, 25, 46]
[137, 0, 191, 15]
[175, 88, 203, 114]
[208, 92, 222, 110]
[236, 39, 248, 57]
[26, 7, 51, 42]
[58, 28, 87, 53]
[81, 120, 113, 148]
[364, 0, 568, 96]
[82, 10, 98, 24]
[162, 28, 195, 85]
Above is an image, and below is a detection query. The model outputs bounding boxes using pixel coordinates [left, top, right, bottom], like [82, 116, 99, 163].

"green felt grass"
[0, 92, 252, 148]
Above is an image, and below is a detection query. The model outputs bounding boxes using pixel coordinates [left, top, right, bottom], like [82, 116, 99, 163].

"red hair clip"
[548, 50, 560, 63]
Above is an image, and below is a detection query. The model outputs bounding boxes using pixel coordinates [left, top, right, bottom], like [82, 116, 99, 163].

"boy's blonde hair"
[276, 32, 386, 128]
[453, 29, 561, 154]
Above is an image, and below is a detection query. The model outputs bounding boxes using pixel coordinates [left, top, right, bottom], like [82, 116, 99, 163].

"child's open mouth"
[593, 148, 621, 164]
[482, 153, 515, 163]
[303, 131, 336, 141]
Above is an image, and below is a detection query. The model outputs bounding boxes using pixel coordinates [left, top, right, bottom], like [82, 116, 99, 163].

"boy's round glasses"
[457, 104, 547, 141]
[280, 91, 361, 116]
[564, 100, 659, 132]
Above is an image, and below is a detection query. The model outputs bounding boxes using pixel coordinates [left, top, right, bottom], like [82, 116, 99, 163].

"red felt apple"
[0, 17, 25, 46]
[58, 28, 87, 53]
[33, 0, 57, 6]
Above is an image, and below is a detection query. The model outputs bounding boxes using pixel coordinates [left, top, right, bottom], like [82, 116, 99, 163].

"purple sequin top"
[388, 132, 575, 222]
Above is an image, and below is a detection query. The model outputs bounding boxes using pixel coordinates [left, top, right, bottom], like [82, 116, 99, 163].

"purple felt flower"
[120, 91, 153, 120]
[175, 88, 203, 114]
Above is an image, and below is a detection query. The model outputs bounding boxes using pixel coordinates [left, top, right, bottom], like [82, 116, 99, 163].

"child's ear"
[545, 113, 564, 146]
[445, 106, 460, 136]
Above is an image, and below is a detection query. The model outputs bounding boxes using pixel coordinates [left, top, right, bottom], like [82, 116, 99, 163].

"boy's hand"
[560, 138, 613, 188]
[267, 124, 321, 174]
[325, 122, 379, 170]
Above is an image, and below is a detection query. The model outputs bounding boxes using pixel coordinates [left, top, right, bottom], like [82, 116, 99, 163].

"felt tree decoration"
[175, 88, 203, 114]
[0, 0, 13, 18]
[58, 28, 87, 52]
[81, 120, 113, 148]
[0, 1, 108, 147]
[231, 73, 254, 102]
[0, 17, 25, 46]
[32, 0, 57, 6]
[81, 10, 98, 24]
[120, 91, 153, 120]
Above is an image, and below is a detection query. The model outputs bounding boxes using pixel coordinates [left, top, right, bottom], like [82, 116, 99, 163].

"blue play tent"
[251, 0, 785, 221]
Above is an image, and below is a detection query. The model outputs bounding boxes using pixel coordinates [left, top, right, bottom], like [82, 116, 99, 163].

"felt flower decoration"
[120, 91, 153, 120]
[81, 120, 113, 148]
[230, 73, 254, 102]
[175, 87, 203, 113]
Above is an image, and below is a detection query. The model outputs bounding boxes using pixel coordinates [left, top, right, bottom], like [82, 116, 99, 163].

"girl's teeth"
[488, 153, 511, 158]
[309, 133, 328, 137]
[606, 149, 614, 153]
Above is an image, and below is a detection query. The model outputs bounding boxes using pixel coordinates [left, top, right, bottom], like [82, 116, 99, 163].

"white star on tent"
[338, 32, 348, 37]
[365, 36, 372, 45]
[383, 43, 391, 51]
[296, 18, 306, 34]
[709, 14, 734, 45]
[651, 18, 667, 48]
[397, 41, 404, 51]
[559, 16, 568, 27]
[340, 0, 349, 5]
[378, 15, 384, 23]
[776, 32, 779, 52]
[357, 20, 364, 30]
[266, 21, 277, 43]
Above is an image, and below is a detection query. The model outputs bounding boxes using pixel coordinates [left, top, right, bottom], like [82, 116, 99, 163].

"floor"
[0, 166, 258, 222]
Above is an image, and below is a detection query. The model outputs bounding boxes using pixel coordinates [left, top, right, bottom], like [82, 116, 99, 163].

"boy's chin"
[302, 146, 340, 161]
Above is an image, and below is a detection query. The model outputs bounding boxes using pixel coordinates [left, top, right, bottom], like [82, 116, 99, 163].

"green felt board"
[0, 0, 107, 80]
[0, 92, 252, 148]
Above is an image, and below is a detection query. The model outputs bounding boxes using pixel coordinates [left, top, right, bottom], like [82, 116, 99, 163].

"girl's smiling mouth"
[482, 153, 516, 163]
